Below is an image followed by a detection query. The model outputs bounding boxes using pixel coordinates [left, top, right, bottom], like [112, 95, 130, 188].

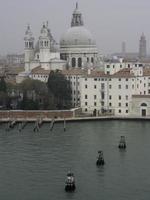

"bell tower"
[24, 25, 34, 71]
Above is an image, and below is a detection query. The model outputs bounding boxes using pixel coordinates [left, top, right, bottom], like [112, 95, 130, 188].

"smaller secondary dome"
[60, 26, 96, 47]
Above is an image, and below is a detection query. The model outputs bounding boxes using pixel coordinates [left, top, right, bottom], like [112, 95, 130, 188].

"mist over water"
[0, 120, 150, 200]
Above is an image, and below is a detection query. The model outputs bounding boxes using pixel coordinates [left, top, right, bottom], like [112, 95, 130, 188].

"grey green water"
[0, 120, 150, 200]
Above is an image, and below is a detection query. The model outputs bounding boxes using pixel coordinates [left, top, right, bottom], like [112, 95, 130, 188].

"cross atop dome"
[71, 2, 84, 27]
[76, 2, 78, 9]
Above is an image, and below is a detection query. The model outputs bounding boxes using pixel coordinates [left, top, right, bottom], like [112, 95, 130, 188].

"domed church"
[60, 3, 99, 69]
[19, 3, 101, 83]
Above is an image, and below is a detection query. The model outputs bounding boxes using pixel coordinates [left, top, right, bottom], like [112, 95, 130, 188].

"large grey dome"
[60, 26, 96, 47]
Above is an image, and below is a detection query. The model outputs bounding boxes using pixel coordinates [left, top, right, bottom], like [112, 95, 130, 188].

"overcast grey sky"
[0, 0, 150, 55]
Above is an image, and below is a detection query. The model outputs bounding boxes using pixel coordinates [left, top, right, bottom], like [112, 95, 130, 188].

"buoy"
[96, 150, 105, 166]
[65, 171, 76, 192]
[118, 136, 126, 149]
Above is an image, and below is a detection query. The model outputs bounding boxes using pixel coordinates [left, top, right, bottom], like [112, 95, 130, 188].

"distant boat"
[118, 136, 126, 149]
[65, 171, 76, 191]
[96, 150, 105, 166]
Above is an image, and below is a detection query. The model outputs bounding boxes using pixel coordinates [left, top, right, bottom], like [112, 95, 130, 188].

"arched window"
[25, 42, 28, 48]
[91, 57, 94, 63]
[72, 58, 76, 68]
[78, 58, 82, 68]
[45, 41, 47, 47]
[141, 103, 147, 107]
[40, 41, 43, 47]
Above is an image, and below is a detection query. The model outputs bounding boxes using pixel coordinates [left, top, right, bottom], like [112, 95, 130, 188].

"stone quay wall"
[0, 110, 74, 120]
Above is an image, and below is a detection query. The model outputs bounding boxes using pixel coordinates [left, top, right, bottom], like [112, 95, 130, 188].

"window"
[144, 91, 146, 94]
[126, 95, 128, 100]
[126, 78, 128, 81]
[91, 57, 94, 63]
[85, 108, 87, 112]
[109, 85, 112, 89]
[107, 65, 110, 68]
[148, 89, 150, 94]
[119, 103, 121, 107]
[118, 78, 121, 81]
[126, 103, 128, 107]
[85, 95, 88, 99]
[94, 102, 97, 106]
[118, 85, 121, 89]
[72, 58, 76, 68]
[126, 110, 128, 113]
[94, 85, 97, 89]
[94, 95, 97, 100]
[107, 71, 110, 75]
[119, 95, 121, 100]
[132, 85, 134, 89]
[101, 83, 105, 89]
[119, 109, 121, 113]
[141, 103, 147, 107]
[85, 78, 87, 81]
[85, 85, 87, 89]
[144, 83, 146, 87]
[109, 95, 112, 100]
[126, 85, 128, 89]
[101, 101, 104, 106]
[101, 92, 105, 99]
[85, 102, 88, 106]
[109, 103, 112, 107]
[78, 57, 82, 68]
[94, 78, 97, 81]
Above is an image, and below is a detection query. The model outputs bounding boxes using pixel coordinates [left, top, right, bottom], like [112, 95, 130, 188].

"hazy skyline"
[0, 0, 150, 55]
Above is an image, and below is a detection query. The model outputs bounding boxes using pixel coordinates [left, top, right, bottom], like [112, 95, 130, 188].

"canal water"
[0, 120, 150, 200]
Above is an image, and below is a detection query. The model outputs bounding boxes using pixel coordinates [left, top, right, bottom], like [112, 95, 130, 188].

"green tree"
[18, 78, 52, 110]
[47, 70, 72, 109]
[0, 77, 7, 92]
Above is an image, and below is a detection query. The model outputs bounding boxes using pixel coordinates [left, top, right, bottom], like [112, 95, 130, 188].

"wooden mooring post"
[50, 118, 55, 131]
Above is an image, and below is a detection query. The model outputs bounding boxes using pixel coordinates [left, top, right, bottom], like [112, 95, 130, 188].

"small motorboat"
[118, 136, 126, 149]
[65, 171, 76, 191]
[96, 150, 105, 166]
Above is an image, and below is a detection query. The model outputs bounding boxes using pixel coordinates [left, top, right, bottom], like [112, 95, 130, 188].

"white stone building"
[80, 66, 150, 117]
[104, 59, 144, 75]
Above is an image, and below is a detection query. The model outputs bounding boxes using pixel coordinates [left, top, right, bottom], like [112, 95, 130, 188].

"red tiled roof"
[111, 68, 134, 78]
[31, 66, 50, 75]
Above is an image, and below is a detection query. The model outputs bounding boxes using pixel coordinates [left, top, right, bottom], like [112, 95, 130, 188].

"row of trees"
[0, 70, 72, 110]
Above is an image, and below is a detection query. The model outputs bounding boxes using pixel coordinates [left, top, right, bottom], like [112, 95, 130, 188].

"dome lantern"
[71, 2, 84, 27]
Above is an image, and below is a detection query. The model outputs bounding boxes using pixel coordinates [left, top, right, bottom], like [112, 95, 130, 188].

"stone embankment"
[0, 109, 150, 122]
